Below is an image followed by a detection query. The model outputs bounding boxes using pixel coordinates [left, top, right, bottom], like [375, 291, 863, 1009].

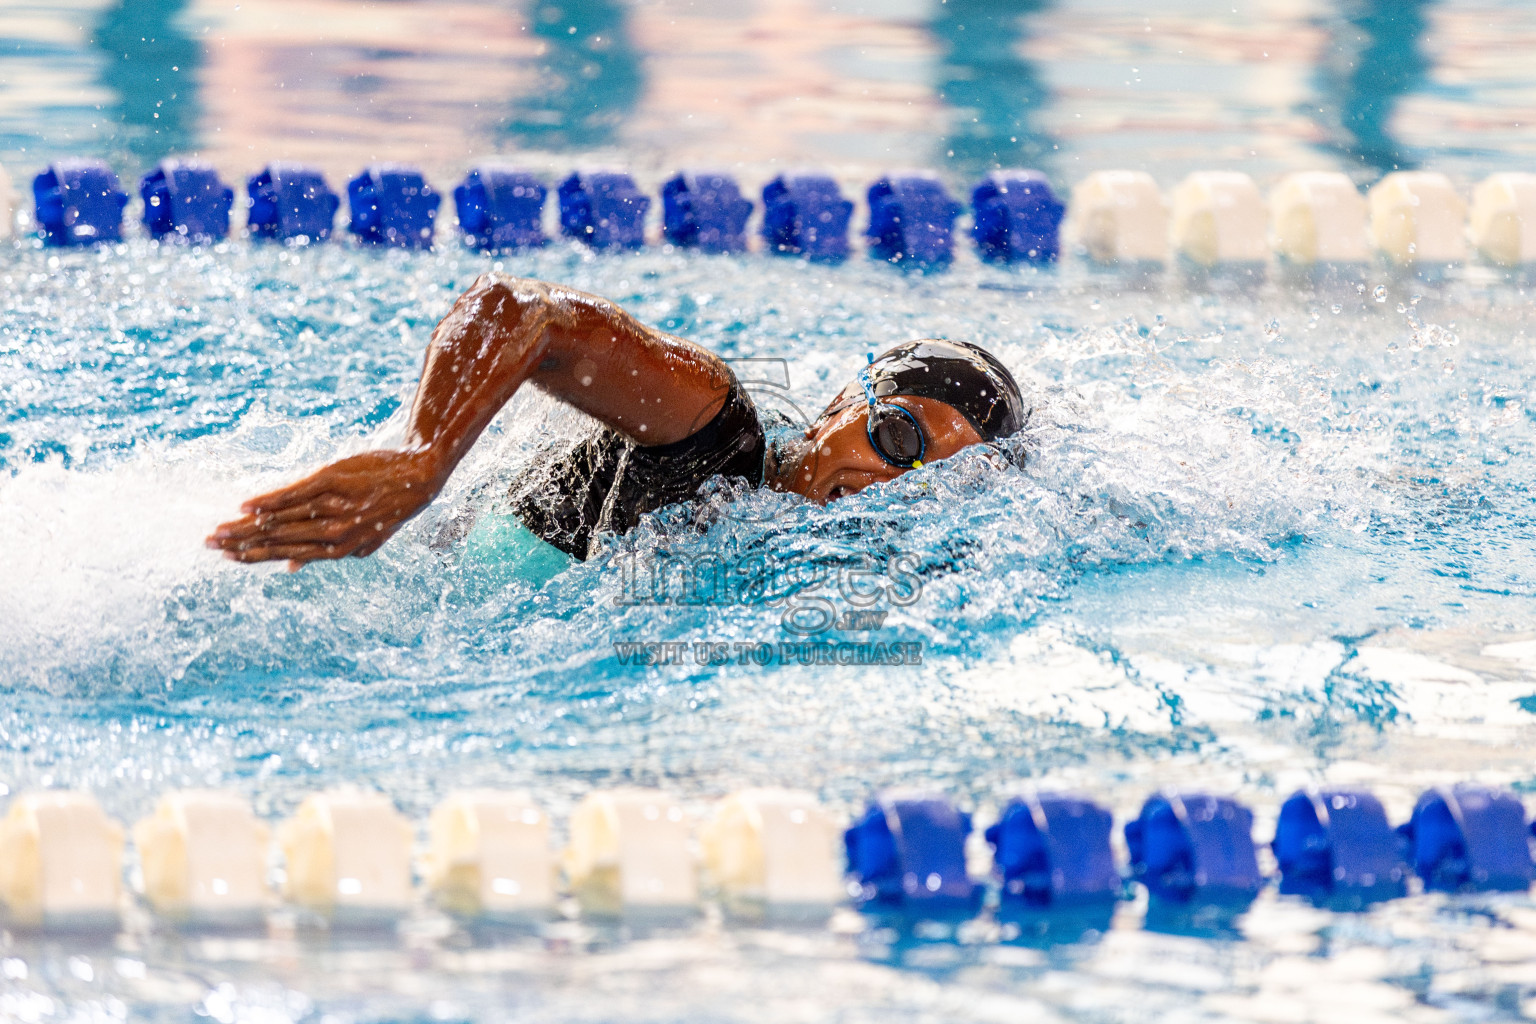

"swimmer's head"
[835, 339, 1027, 443]
[773, 339, 1027, 503]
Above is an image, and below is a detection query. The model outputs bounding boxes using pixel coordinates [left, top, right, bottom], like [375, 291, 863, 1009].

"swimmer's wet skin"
[207, 274, 1026, 569]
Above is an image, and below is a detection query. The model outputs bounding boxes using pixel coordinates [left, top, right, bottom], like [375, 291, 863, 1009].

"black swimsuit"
[509, 377, 766, 559]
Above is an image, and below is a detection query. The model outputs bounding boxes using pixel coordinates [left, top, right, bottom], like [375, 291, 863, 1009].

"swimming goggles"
[858, 362, 927, 469]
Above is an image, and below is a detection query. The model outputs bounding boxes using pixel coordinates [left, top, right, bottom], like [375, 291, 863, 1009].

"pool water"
[3, 1, 1536, 1021]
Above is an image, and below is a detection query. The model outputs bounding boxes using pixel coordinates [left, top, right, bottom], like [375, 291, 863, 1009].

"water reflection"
[92, 0, 202, 167]
[1313, 0, 1436, 172]
[506, 0, 644, 150]
[930, 0, 1057, 176]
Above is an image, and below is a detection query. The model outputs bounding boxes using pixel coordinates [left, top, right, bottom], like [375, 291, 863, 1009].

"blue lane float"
[984, 793, 1120, 908]
[866, 174, 963, 267]
[971, 170, 1065, 264]
[32, 160, 128, 246]
[1125, 793, 1262, 905]
[661, 171, 753, 253]
[1273, 788, 1408, 906]
[348, 165, 440, 248]
[246, 163, 339, 242]
[140, 160, 234, 243]
[761, 173, 853, 262]
[558, 171, 649, 250]
[454, 166, 547, 251]
[1400, 784, 1535, 893]
[844, 791, 979, 915]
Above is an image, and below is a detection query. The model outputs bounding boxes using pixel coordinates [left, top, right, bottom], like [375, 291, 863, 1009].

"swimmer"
[208, 274, 1025, 569]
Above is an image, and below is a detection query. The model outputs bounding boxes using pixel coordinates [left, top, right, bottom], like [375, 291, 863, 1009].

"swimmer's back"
[509, 372, 765, 559]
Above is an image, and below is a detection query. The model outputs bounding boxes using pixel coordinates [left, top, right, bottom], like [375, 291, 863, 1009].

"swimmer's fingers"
[238, 452, 403, 513]
[238, 495, 358, 529]
[206, 510, 323, 549]
[226, 519, 369, 548]
[220, 543, 328, 564]
[219, 538, 363, 565]
[239, 474, 337, 515]
[213, 512, 389, 552]
[206, 513, 266, 549]
[210, 494, 382, 547]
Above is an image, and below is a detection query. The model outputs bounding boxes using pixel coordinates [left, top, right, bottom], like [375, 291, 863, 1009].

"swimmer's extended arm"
[208, 274, 733, 568]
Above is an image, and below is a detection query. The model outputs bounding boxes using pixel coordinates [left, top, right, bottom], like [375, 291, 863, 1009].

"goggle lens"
[854, 364, 929, 469]
[870, 407, 924, 466]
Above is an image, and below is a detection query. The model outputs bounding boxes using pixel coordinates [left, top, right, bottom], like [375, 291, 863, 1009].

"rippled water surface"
[2, 1, 1536, 1021]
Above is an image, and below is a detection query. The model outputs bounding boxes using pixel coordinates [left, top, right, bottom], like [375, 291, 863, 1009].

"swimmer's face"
[777, 392, 984, 503]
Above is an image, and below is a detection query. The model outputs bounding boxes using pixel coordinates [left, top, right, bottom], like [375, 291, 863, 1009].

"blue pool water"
[3, 1, 1536, 1021]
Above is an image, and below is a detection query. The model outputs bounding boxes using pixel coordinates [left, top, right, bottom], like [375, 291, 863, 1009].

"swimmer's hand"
[206, 450, 443, 571]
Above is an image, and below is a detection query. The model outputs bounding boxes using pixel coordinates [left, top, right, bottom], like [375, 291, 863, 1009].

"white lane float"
[279, 789, 414, 922]
[1368, 171, 1467, 265]
[565, 788, 697, 916]
[1170, 171, 1268, 267]
[1469, 172, 1536, 267]
[1069, 170, 1169, 264]
[0, 791, 124, 928]
[702, 788, 843, 915]
[1269, 171, 1370, 265]
[134, 789, 270, 925]
[427, 790, 555, 918]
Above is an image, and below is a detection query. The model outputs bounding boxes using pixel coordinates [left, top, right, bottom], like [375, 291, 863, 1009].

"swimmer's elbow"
[471, 272, 552, 310]
[451, 274, 577, 343]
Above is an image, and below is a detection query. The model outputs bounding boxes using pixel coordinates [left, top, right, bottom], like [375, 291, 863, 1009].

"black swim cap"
[830, 339, 1026, 442]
